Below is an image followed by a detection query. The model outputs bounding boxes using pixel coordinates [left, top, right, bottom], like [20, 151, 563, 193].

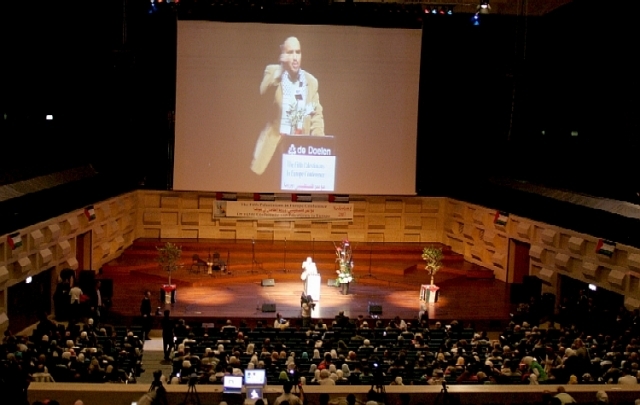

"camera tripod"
[178, 381, 200, 405]
[434, 381, 454, 405]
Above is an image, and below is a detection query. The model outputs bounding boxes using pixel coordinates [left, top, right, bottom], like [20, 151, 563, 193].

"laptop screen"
[244, 369, 266, 386]
[246, 387, 263, 400]
[223, 375, 243, 394]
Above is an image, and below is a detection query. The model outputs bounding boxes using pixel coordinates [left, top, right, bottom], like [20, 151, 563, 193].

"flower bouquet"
[334, 239, 354, 289]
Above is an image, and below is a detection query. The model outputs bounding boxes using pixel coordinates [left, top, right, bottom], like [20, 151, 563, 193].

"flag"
[292, 194, 312, 202]
[494, 211, 509, 226]
[254, 193, 275, 202]
[84, 205, 96, 221]
[216, 192, 237, 201]
[329, 194, 349, 203]
[596, 239, 615, 257]
[7, 233, 22, 250]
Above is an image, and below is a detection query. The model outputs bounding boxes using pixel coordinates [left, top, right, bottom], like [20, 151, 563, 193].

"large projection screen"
[174, 21, 421, 195]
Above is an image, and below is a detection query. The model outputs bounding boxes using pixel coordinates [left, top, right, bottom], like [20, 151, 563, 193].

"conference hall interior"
[1, 0, 640, 404]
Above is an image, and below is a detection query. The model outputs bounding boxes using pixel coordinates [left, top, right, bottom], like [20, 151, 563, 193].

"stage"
[101, 239, 513, 330]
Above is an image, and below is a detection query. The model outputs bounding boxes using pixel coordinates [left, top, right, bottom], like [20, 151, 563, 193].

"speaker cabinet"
[98, 278, 113, 299]
[261, 278, 275, 287]
[78, 270, 96, 293]
[262, 303, 276, 312]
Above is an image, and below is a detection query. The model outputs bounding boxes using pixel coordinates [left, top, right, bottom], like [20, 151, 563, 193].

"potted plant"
[157, 242, 182, 284]
[422, 245, 443, 286]
[334, 240, 354, 295]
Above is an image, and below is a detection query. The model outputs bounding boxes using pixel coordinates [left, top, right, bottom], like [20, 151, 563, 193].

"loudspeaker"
[261, 278, 275, 287]
[368, 305, 383, 315]
[78, 270, 96, 293]
[262, 303, 276, 312]
[98, 278, 113, 299]
[523, 275, 542, 298]
[509, 283, 525, 304]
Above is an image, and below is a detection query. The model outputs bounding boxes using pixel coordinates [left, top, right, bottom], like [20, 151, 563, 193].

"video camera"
[300, 293, 316, 310]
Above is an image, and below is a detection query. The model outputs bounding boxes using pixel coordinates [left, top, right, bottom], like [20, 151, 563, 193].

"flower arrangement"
[334, 239, 354, 285]
[422, 245, 443, 286]
[286, 101, 315, 135]
[286, 101, 306, 135]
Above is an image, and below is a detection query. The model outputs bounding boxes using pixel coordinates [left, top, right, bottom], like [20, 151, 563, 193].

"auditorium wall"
[3, 189, 640, 335]
[443, 199, 640, 309]
[134, 191, 446, 244]
[0, 193, 137, 335]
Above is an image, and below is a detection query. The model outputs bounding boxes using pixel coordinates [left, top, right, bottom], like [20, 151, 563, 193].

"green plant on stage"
[422, 245, 443, 286]
[157, 242, 182, 285]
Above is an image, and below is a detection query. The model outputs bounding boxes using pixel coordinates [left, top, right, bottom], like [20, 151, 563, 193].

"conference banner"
[214, 200, 353, 221]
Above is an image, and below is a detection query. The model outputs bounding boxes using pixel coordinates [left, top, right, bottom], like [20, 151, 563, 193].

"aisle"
[139, 331, 173, 385]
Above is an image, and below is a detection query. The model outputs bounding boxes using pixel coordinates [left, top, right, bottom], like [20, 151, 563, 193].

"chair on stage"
[190, 254, 207, 274]
[210, 252, 226, 276]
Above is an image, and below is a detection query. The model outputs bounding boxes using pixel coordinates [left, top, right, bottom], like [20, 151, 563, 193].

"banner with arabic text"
[214, 201, 353, 221]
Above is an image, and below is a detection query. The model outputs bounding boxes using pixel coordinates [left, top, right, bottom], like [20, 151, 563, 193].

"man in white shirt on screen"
[251, 36, 325, 175]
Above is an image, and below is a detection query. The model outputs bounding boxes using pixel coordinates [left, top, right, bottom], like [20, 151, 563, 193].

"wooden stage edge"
[103, 239, 514, 331]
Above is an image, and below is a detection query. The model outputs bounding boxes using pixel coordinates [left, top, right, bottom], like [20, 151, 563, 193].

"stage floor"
[102, 239, 514, 330]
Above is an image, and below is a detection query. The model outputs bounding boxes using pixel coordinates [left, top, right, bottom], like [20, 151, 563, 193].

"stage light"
[26, 276, 32, 284]
[473, 13, 480, 26]
[431, 8, 437, 14]
[46, 114, 53, 120]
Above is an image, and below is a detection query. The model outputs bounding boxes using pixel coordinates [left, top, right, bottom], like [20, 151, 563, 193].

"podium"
[420, 284, 439, 304]
[161, 284, 177, 304]
[280, 135, 336, 192]
[305, 274, 321, 302]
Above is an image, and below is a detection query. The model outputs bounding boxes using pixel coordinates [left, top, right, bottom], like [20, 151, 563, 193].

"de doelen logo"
[287, 144, 332, 156]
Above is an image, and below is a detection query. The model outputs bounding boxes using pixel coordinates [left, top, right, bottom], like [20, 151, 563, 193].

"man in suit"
[251, 36, 325, 175]
[89, 280, 106, 322]
[140, 290, 153, 340]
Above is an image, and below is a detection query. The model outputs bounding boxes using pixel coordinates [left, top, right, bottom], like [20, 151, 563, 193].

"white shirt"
[70, 286, 83, 304]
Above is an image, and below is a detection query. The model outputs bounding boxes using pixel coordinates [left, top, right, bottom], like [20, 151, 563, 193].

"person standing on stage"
[140, 290, 153, 340]
[69, 283, 83, 322]
[301, 257, 318, 279]
[89, 280, 105, 322]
